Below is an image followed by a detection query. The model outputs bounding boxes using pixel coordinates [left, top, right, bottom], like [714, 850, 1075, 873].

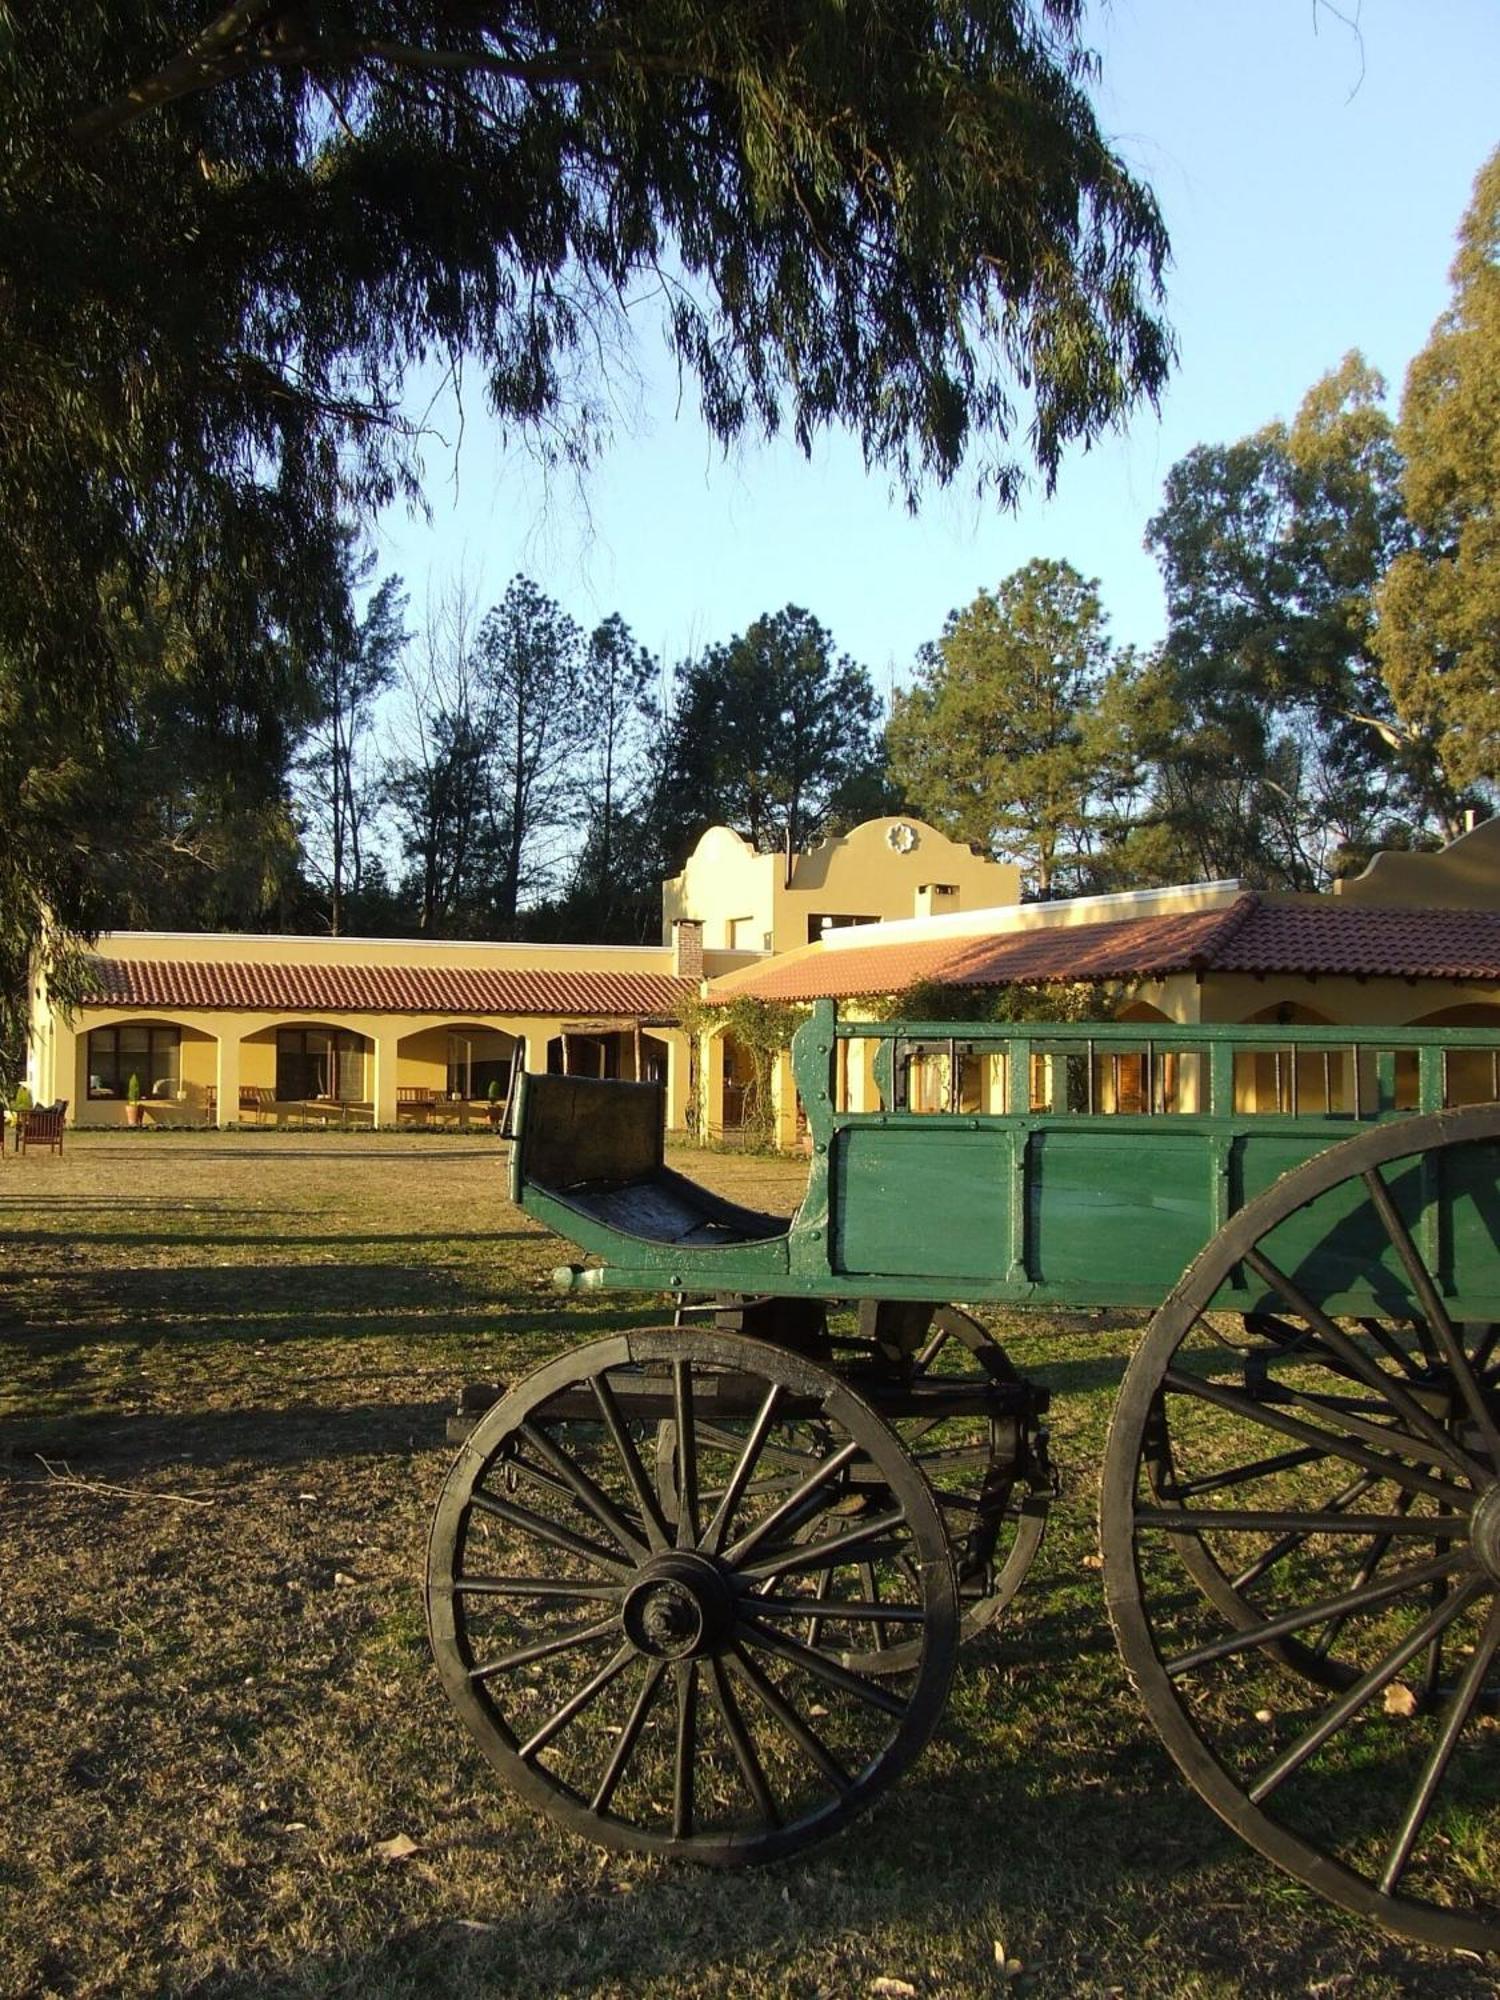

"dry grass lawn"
[1, 1132, 1494, 1999]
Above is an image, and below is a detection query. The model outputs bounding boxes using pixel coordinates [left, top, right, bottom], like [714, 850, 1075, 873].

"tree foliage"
[886, 558, 1109, 896]
[296, 555, 409, 934]
[1375, 146, 1500, 803]
[563, 616, 659, 939]
[0, 0, 1171, 988]
[1142, 356, 1461, 885]
[661, 608, 886, 861]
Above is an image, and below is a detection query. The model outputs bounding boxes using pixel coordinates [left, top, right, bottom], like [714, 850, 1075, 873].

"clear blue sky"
[369, 0, 1500, 701]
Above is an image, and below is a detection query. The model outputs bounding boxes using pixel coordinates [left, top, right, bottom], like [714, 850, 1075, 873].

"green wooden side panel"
[1444, 1140, 1500, 1314]
[1026, 1130, 1213, 1297]
[1221, 1134, 1500, 1320]
[1237, 1153, 1422, 1316]
[1235, 1132, 1356, 1209]
[833, 1128, 1008, 1280]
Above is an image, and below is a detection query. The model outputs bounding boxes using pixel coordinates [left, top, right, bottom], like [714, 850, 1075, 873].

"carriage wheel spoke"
[1421, 1576, 1451, 1703]
[739, 1510, 908, 1583]
[1379, 1600, 1500, 1895]
[1249, 1578, 1484, 1804]
[1361, 1167, 1500, 1471]
[750, 1595, 926, 1625]
[591, 1372, 672, 1552]
[1242, 1247, 1483, 1481]
[1274, 1384, 1469, 1472]
[723, 1439, 863, 1567]
[1228, 1472, 1377, 1591]
[1164, 1366, 1472, 1512]
[470, 1615, 620, 1681]
[914, 1324, 951, 1371]
[707, 1656, 780, 1826]
[740, 1617, 909, 1716]
[590, 1659, 667, 1814]
[728, 1644, 853, 1795]
[1310, 1492, 1413, 1662]
[672, 1660, 697, 1838]
[1138, 1506, 1436, 1537]
[1170, 1442, 1329, 1498]
[805, 1560, 834, 1648]
[516, 1643, 636, 1761]
[702, 1384, 785, 1555]
[673, 1359, 700, 1550]
[1355, 1316, 1430, 1381]
[468, 1487, 634, 1576]
[454, 1575, 623, 1603]
[1165, 1549, 1469, 1679]
[519, 1419, 651, 1561]
[857, 1560, 892, 1651]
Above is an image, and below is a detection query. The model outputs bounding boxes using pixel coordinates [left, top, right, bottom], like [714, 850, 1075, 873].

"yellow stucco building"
[708, 820, 1500, 1144]
[28, 816, 1019, 1130]
[28, 814, 1500, 1141]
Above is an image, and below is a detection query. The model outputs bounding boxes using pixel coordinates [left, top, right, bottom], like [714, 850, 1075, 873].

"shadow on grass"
[0, 1227, 538, 1251]
[1, 1396, 458, 1467]
[176, 1707, 1499, 2000]
[0, 1281, 672, 1350]
[0, 1259, 502, 1327]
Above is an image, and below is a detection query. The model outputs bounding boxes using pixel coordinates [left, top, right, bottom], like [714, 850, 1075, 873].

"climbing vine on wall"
[679, 995, 809, 1147]
[873, 979, 1126, 1024]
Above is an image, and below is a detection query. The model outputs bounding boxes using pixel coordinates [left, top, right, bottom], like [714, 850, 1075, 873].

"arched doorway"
[1236, 1001, 1344, 1115]
[279, 1026, 370, 1102]
[81, 1017, 218, 1124]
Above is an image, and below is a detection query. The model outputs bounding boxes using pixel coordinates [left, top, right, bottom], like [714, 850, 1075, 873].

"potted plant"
[486, 1078, 504, 1130]
[12, 1083, 31, 1115]
[125, 1073, 144, 1127]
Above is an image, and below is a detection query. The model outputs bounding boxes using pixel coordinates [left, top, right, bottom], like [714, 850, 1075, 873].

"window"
[807, 913, 876, 944]
[276, 1029, 367, 1102]
[88, 1025, 180, 1099]
[446, 1030, 516, 1099]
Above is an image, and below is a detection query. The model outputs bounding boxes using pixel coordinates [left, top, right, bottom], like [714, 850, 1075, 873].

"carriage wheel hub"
[1468, 1484, 1500, 1586]
[622, 1553, 735, 1659]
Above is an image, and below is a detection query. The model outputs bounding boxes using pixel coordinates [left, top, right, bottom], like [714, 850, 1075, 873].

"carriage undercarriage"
[424, 1005, 1500, 1956]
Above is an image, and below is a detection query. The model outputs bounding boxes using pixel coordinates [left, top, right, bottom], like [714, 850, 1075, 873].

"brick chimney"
[672, 918, 705, 980]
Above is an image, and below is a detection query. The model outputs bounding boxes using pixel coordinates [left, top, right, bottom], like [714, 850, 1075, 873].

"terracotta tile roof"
[1212, 903, 1500, 980]
[710, 895, 1500, 1001]
[82, 957, 695, 1021]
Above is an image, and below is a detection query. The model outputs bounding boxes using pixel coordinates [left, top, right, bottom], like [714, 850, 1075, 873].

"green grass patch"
[0, 1134, 1492, 1998]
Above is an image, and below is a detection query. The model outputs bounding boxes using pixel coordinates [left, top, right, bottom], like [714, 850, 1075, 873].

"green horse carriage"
[426, 1000, 1500, 1954]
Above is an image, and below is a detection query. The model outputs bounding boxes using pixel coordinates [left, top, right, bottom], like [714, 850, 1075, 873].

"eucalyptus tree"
[1376, 145, 1500, 813]
[2, 0, 1171, 995]
[1145, 356, 1451, 885]
[565, 616, 659, 939]
[474, 577, 588, 927]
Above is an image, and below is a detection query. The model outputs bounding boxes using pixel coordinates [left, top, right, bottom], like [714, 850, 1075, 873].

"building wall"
[1334, 816, 1500, 909]
[44, 1003, 692, 1132]
[661, 818, 1020, 955]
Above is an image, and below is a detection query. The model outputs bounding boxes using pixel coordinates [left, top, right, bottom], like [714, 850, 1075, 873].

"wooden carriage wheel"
[828, 1307, 1051, 1675]
[427, 1329, 957, 1864]
[1103, 1106, 1500, 1953]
